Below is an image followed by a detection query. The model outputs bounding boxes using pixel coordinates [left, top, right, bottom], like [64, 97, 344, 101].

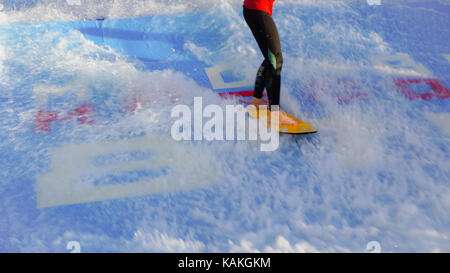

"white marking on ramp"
[36, 135, 221, 208]
[424, 112, 450, 136]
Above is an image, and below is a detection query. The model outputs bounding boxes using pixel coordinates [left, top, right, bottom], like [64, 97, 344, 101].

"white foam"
[131, 229, 205, 252]
[0, 44, 4, 78]
[1, 0, 449, 253]
[0, 0, 375, 24]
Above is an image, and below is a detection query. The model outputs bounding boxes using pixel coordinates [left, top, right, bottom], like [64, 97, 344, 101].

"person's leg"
[244, 7, 268, 106]
[258, 19, 297, 124]
[244, 7, 282, 108]
[250, 60, 268, 108]
[257, 12, 283, 109]
[244, 7, 297, 124]
[244, 7, 268, 59]
[254, 60, 268, 99]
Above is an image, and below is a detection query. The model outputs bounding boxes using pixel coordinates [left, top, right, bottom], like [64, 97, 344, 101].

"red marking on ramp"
[394, 78, 450, 100]
[35, 104, 95, 133]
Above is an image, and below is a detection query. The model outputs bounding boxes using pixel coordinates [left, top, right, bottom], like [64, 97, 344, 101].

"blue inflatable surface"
[0, 1, 449, 252]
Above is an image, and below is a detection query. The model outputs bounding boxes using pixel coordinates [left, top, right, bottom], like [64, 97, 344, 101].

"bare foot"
[269, 110, 299, 125]
[250, 97, 266, 109]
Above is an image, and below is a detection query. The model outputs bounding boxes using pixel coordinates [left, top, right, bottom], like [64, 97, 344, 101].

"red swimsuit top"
[244, 0, 275, 16]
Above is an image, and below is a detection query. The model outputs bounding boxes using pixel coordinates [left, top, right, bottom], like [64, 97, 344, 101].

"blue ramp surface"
[0, 0, 449, 252]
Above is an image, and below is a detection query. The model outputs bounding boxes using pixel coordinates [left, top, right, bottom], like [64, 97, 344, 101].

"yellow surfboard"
[247, 106, 318, 134]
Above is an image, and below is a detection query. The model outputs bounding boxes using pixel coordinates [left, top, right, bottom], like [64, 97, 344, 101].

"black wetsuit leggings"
[243, 6, 283, 109]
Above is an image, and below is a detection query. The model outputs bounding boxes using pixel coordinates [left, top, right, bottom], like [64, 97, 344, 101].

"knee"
[267, 49, 283, 73]
[275, 52, 283, 72]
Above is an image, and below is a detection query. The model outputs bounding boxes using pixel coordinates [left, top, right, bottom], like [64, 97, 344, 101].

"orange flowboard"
[247, 106, 318, 134]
